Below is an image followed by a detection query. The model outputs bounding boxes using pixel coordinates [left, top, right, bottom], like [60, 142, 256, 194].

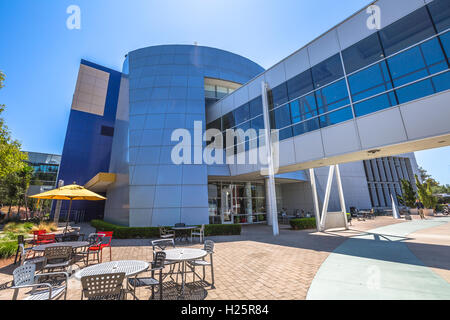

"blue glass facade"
[55, 60, 122, 221]
[209, 0, 450, 153]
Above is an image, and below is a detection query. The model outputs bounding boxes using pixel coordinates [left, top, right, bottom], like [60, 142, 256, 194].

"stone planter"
[423, 209, 435, 216]
[409, 208, 419, 215]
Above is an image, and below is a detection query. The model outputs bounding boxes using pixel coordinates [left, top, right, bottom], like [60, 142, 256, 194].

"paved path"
[307, 218, 450, 300]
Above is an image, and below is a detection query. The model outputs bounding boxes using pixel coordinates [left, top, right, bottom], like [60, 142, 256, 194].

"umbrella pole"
[65, 198, 73, 232]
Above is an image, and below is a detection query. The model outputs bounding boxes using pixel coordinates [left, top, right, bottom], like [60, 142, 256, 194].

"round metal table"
[32, 241, 90, 252]
[171, 227, 197, 242]
[164, 248, 207, 298]
[74, 260, 150, 280]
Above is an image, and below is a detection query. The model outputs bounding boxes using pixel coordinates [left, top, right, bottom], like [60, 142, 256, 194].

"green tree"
[417, 166, 440, 188]
[16, 165, 34, 220]
[397, 179, 417, 208]
[415, 175, 438, 210]
[0, 71, 27, 180]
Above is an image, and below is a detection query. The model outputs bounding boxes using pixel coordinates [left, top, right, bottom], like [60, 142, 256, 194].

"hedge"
[289, 218, 317, 230]
[91, 220, 241, 239]
[0, 241, 18, 259]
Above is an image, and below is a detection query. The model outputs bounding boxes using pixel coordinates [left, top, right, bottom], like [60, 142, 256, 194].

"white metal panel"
[322, 121, 360, 157]
[264, 62, 287, 89]
[233, 86, 250, 108]
[278, 139, 296, 167]
[248, 74, 265, 101]
[293, 130, 325, 163]
[400, 91, 450, 140]
[308, 29, 341, 67]
[356, 108, 408, 149]
[376, 0, 427, 29]
[337, 8, 378, 50]
[220, 94, 235, 115]
[284, 48, 311, 81]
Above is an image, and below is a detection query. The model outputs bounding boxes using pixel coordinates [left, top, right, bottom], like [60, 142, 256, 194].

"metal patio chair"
[187, 240, 215, 288]
[18, 244, 46, 271]
[190, 224, 205, 243]
[127, 252, 166, 300]
[159, 226, 175, 240]
[81, 272, 126, 300]
[151, 239, 179, 282]
[42, 246, 73, 274]
[11, 264, 69, 300]
[77, 233, 105, 265]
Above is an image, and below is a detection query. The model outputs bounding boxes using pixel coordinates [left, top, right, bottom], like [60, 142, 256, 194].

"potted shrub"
[415, 175, 438, 216]
[397, 179, 418, 214]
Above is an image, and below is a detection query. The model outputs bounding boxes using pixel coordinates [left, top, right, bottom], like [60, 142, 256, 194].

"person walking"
[416, 199, 425, 219]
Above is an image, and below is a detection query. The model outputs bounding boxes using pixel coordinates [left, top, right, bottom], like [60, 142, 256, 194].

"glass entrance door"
[221, 187, 233, 224]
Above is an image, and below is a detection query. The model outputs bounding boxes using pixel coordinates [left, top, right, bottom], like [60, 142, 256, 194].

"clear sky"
[0, 0, 448, 185]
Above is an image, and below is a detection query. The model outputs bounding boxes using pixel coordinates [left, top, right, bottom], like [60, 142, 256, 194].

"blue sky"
[0, 0, 448, 184]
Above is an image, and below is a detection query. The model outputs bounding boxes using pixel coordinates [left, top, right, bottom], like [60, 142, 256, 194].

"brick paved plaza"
[0, 216, 448, 300]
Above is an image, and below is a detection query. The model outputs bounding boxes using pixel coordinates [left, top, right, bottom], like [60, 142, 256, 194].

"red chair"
[32, 230, 47, 244]
[88, 231, 113, 262]
[36, 234, 56, 245]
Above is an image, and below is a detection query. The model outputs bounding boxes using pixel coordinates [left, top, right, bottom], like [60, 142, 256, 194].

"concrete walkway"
[307, 218, 450, 300]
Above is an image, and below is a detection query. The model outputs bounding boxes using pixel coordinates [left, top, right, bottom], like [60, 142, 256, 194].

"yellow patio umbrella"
[30, 184, 107, 229]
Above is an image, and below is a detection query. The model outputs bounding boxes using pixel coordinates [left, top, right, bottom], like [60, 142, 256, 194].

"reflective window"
[270, 104, 292, 130]
[278, 127, 293, 141]
[233, 103, 250, 125]
[249, 96, 263, 118]
[250, 116, 265, 132]
[379, 7, 436, 56]
[287, 70, 314, 100]
[292, 118, 320, 136]
[342, 33, 385, 74]
[222, 112, 235, 130]
[432, 71, 450, 93]
[206, 118, 221, 131]
[268, 83, 289, 110]
[319, 107, 353, 128]
[348, 61, 393, 102]
[395, 78, 435, 104]
[290, 94, 318, 124]
[353, 92, 397, 117]
[428, 0, 450, 32]
[316, 79, 350, 114]
[388, 38, 447, 87]
[311, 54, 344, 89]
[440, 31, 450, 59]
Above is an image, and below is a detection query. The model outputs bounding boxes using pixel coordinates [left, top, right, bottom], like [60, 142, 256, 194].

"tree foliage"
[397, 179, 417, 208]
[415, 175, 438, 209]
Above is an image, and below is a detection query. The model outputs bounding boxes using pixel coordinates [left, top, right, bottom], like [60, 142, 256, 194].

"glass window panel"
[290, 94, 318, 124]
[233, 103, 250, 125]
[388, 38, 447, 87]
[428, 0, 450, 32]
[440, 31, 450, 58]
[349, 61, 393, 102]
[222, 112, 235, 130]
[251, 116, 264, 132]
[342, 33, 385, 74]
[268, 83, 289, 109]
[206, 118, 221, 131]
[311, 54, 344, 88]
[270, 104, 292, 129]
[292, 118, 320, 136]
[354, 93, 397, 117]
[319, 107, 353, 128]
[432, 71, 450, 93]
[396, 79, 435, 104]
[379, 7, 436, 56]
[249, 96, 263, 118]
[286, 70, 314, 100]
[278, 127, 293, 141]
[316, 79, 350, 114]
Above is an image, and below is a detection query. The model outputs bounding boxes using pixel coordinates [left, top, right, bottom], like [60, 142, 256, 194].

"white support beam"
[320, 165, 335, 230]
[335, 164, 349, 230]
[261, 81, 279, 236]
[309, 168, 321, 231]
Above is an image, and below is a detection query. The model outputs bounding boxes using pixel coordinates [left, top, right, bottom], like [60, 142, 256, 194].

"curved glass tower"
[104, 45, 264, 226]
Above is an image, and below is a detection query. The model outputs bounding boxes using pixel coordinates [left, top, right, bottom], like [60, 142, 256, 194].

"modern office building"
[57, 0, 449, 226]
[25, 152, 61, 196]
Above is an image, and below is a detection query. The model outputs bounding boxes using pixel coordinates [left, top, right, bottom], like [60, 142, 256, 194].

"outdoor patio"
[0, 216, 448, 300]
